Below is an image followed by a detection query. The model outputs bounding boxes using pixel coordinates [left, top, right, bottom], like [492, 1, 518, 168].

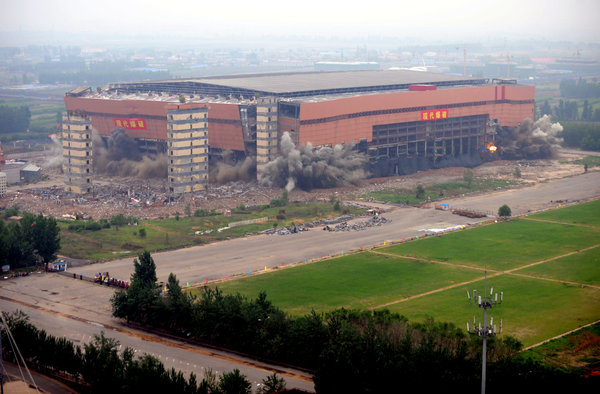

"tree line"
[560, 123, 600, 151]
[110, 251, 593, 392]
[0, 310, 285, 394]
[0, 104, 31, 133]
[0, 208, 60, 269]
[539, 99, 600, 122]
[560, 78, 600, 99]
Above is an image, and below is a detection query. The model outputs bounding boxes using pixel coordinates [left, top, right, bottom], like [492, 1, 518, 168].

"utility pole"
[467, 271, 503, 394]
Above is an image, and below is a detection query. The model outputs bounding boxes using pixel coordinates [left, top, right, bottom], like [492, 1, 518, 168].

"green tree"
[111, 251, 161, 324]
[415, 184, 425, 199]
[138, 228, 147, 238]
[259, 373, 286, 394]
[463, 169, 474, 187]
[165, 272, 192, 329]
[219, 369, 252, 394]
[582, 100, 591, 121]
[32, 214, 61, 269]
[498, 204, 512, 218]
[82, 332, 130, 391]
[184, 203, 192, 217]
[540, 100, 552, 117]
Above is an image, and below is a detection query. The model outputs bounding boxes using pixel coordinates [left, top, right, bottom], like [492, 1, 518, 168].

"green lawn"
[381, 219, 600, 271]
[382, 275, 600, 347]
[211, 253, 483, 315]
[356, 178, 518, 205]
[515, 247, 600, 286]
[527, 198, 600, 226]
[209, 200, 600, 349]
[58, 202, 364, 260]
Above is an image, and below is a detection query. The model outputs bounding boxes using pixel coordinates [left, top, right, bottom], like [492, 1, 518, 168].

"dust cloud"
[259, 132, 369, 192]
[210, 151, 256, 184]
[42, 134, 64, 168]
[497, 115, 563, 159]
[93, 128, 167, 178]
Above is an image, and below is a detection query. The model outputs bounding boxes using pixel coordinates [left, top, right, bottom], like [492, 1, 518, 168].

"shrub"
[498, 204, 512, 217]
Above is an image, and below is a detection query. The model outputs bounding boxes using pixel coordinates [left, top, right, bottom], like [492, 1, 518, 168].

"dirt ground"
[0, 148, 595, 220]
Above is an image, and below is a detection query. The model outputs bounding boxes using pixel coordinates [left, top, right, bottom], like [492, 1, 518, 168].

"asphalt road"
[1, 170, 599, 392]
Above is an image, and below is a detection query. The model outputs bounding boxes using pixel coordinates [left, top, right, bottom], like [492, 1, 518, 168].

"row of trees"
[0, 104, 31, 133]
[559, 78, 600, 99]
[111, 252, 591, 391]
[0, 210, 61, 269]
[539, 99, 600, 122]
[1, 310, 285, 393]
[560, 123, 600, 151]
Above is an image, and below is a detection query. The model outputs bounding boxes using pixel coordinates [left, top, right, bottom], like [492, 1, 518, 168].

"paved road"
[78, 171, 600, 286]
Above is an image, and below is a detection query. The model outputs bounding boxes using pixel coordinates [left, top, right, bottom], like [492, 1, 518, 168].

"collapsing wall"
[367, 114, 492, 177]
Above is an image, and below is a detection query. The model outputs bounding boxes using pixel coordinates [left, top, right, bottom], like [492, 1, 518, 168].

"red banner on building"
[420, 109, 449, 121]
[113, 118, 147, 130]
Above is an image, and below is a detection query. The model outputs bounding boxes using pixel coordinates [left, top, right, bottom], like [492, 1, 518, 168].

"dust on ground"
[0, 149, 594, 220]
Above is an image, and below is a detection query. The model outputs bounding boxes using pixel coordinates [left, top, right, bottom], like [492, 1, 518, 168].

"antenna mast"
[467, 270, 503, 394]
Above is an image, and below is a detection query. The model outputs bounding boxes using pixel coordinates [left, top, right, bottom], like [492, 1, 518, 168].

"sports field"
[214, 199, 600, 347]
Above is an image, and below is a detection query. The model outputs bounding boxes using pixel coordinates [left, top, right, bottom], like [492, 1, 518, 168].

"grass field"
[356, 177, 519, 205]
[516, 247, 600, 286]
[381, 219, 600, 271]
[210, 200, 600, 348]
[213, 253, 483, 315]
[59, 202, 363, 260]
[526, 199, 600, 226]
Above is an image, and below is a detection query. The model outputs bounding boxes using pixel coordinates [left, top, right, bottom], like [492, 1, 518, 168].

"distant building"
[63, 70, 534, 190]
[62, 111, 93, 194]
[20, 164, 41, 183]
[0, 172, 6, 197]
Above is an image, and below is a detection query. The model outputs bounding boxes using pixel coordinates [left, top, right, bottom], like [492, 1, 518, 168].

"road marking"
[368, 243, 600, 310]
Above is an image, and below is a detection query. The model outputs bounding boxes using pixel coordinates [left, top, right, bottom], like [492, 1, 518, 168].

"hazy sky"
[1, 0, 599, 46]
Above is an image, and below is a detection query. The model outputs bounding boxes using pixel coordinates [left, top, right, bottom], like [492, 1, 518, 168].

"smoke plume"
[210, 152, 256, 184]
[259, 132, 369, 192]
[93, 128, 167, 178]
[497, 115, 563, 159]
[42, 134, 64, 168]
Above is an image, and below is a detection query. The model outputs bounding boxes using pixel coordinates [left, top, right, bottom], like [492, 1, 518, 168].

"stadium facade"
[62, 70, 534, 194]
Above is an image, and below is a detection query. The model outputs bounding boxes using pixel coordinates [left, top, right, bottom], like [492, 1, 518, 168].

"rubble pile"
[260, 225, 308, 235]
[322, 215, 389, 232]
[452, 209, 487, 219]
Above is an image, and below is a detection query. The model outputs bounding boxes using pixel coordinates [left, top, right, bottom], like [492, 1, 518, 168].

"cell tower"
[467, 271, 503, 394]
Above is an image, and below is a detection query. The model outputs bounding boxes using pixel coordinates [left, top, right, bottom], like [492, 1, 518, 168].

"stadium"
[62, 70, 534, 194]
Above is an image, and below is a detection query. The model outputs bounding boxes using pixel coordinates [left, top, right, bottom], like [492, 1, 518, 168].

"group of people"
[93, 272, 129, 288]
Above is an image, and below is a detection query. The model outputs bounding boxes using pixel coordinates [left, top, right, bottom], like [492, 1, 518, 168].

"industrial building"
[63, 70, 534, 194]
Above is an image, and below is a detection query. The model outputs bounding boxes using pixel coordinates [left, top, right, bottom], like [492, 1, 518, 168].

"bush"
[415, 185, 425, 199]
[463, 169, 474, 187]
[498, 204, 512, 217]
